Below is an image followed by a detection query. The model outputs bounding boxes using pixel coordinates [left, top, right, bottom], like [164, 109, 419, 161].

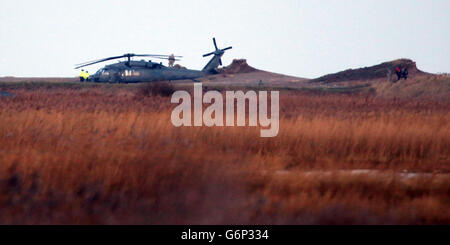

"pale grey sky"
[0, 0, 449, 78]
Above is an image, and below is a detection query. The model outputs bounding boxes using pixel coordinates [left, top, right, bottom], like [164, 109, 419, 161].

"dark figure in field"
[395, 67, 408, 82]
[401, 67, 408, 79]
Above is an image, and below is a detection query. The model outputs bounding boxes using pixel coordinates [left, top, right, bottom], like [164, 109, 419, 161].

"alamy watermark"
[170, 83, 279, 137]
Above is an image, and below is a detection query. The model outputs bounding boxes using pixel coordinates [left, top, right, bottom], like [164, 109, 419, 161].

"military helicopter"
[75, 38, 232, 83]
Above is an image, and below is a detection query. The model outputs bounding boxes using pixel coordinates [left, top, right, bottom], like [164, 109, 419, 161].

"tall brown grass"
[372, 74, 450, 100]
[0, 86, 448, 224]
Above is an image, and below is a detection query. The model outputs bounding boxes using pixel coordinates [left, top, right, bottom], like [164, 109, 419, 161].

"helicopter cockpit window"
[98, 68, 109, 76]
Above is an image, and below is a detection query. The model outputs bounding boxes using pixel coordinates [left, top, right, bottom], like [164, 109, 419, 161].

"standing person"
[85, 71, 90, 81]
[168, 54, 175, 67]
[401, 67, 408, 80]
[395, 66, 402, 81]
[79, 69, 86, 82]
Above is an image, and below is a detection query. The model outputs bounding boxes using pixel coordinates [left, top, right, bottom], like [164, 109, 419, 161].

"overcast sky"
[0, 0, 449, 78]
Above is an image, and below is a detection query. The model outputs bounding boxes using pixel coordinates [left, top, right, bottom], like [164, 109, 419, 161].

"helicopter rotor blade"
[136, 54, 183, 58]
[203, 52, 215, 57]
[75, 53, 183, 69]
[74, 55, 127, 69]
[151, 57, 181, 61]
[221, 46, 232, 51]
[75, 59, 101, 66]
[75, 55, 124, 66]
[219, 58, 222, 66]
[132, 54, 182, 61]
[213, 37, 218, 50]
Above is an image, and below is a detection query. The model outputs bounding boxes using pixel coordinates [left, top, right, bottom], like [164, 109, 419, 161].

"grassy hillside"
[311, 59, 424, 83]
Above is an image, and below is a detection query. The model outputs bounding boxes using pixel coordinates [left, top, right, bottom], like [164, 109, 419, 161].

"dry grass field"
[0, 82, 448, 224]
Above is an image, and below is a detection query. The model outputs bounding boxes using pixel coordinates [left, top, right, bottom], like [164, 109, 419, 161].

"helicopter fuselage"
[91, 60, 207, 83]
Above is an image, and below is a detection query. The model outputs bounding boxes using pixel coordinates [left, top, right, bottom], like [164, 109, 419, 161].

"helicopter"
[75, 38, 232, 83]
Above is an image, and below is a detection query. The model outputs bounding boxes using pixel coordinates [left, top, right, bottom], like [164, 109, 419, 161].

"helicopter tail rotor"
[202, 37, 232, 72]
[202, 37, 232, 67]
